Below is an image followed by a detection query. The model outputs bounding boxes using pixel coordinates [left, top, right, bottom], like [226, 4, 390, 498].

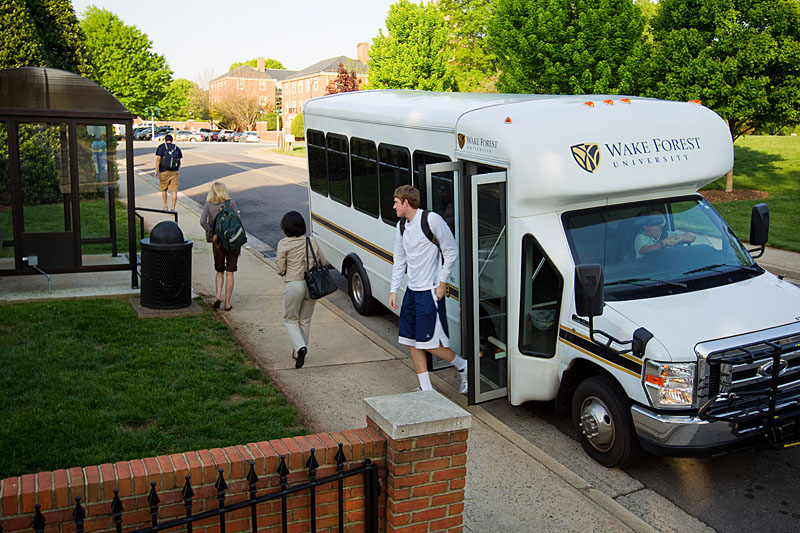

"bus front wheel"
[571, 375, 641, 468]
[348, 263, 378, 315]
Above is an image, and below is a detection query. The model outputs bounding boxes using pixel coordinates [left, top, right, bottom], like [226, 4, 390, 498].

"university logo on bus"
[571, 143, 601, 173]
[457, 133, 466, 149]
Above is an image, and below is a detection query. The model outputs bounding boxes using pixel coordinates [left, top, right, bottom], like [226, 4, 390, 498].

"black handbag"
[304, 237, 336, 299]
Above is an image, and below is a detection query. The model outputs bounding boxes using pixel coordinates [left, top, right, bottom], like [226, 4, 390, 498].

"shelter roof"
[0, 67, 134, 119]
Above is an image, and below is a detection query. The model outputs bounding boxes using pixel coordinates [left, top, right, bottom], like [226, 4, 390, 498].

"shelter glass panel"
[0, 121, 13, 271]
[378, 143, 410, 226]
[78, 123, 130, 263]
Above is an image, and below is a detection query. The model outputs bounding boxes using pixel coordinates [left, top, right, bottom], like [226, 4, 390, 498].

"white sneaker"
[458, 368, 468, 394]
[411, 386, 423, 392]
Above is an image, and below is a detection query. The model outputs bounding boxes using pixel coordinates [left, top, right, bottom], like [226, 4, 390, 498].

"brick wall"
[0, 392, 470, 533]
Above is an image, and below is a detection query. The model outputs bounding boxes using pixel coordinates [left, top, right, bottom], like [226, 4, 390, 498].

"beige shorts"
[159, 171, 180, 192]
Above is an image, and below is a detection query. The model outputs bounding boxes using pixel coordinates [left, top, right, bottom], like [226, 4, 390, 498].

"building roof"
[284, 56, 368, 81]
[0, 67, 133, 119]
[211, 66, 298, 83]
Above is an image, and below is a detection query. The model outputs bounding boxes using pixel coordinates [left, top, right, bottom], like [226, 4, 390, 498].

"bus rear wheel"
[348, 263, 378, 315]
[572, 375, 641, 468]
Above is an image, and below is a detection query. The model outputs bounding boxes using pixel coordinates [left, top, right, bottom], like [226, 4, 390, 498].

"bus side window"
[412, 150, 449, 209]
[308, 129, 327, 196]
[519, 235, 562, 358]
[378, 143, 411, 226]
[351, 137, 379, 217]
[326, 133, 350, 206]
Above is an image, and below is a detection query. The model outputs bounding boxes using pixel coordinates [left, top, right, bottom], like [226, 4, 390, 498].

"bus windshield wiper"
[606, 277, 687, 289]
[683, 263, 736, 275]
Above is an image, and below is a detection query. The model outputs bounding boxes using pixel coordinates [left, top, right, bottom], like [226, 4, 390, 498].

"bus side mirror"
[748, 203, 769, 259]
[575, 264, 604, 318]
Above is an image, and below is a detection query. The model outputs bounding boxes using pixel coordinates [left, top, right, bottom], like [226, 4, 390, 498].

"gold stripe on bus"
[311, 212, 394, 264]
[558, 337, 641, 378]
[560, 326, 644, 365]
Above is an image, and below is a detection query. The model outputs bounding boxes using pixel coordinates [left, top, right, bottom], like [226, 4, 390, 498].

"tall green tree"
[438, 0, 497, 92]
[636, 0, 800, 191]
[228, 58, 285, 71]
[158, 79, 200, 120]
[487, 0, 646, 94]
[0, 0, 93, 75]
[80, 6, 172, 116]
[367, 0, 455, 91]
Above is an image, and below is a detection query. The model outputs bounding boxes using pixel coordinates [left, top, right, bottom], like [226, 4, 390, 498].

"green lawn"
[703, 135, 800, 251]
[273, 144, 306, 157]
[0, 298, 305, 479]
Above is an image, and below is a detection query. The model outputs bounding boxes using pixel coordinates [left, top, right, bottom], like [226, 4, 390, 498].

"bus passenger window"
[519, 235, 562, 358]
[378, 143, 411, 225]
[351, 138, 379, 217]
[412, 150, 449, 208]
[307, 129, 327, 195]
[326, 133, 350, 205]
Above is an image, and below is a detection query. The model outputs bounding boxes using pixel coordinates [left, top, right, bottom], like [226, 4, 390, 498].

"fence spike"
[246, 461, 259, 486]
[32, 504, 46, 532]
[73, 495, 86, 521]
[182, 475, 195, 500]
[277, 455, 289, 478]
[306, 448, 319, 471]
[214, 468, 228, 492]
[147, 481, 161, 506]
[335, 442, 347, 466]
[111, 488, 124, 514]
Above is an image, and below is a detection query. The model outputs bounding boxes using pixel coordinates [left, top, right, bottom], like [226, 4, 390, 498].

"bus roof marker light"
[620, 98, 631, 104]
[689, 100, 702, 105]
[504, 117, 512, 124]
[584, 101, 595, 108]
[603, 99, 614, 105]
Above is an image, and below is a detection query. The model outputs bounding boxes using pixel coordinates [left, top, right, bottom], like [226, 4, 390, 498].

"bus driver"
[635, 213, 696, 258]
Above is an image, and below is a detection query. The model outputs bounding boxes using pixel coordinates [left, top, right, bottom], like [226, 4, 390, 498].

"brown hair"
[393, 185, 420, 209]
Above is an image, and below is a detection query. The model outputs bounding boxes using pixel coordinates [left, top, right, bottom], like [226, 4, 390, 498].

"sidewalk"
[129, 170, 714, 532]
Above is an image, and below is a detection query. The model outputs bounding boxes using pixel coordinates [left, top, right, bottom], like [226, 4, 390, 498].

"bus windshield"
[563, 197, 761, 300]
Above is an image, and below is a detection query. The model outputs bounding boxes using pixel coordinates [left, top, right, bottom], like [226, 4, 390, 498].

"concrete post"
[364, 391, 471, 533]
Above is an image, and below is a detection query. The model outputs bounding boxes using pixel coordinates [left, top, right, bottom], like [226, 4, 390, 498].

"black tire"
[348, 262, 379, 315]
[571, 375, 641, 468]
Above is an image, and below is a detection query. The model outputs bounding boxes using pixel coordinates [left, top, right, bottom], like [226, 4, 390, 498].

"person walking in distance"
[200, 182, 241, 311]
[277, 211, 328, 369]
[389, 185, 468, 394]
[154, 133, 182, 211]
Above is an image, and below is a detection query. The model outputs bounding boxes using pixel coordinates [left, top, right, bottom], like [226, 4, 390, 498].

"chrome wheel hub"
[579, 397, 615, 452]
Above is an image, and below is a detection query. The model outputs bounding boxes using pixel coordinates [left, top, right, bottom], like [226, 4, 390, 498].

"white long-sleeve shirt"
[390, 210, 458, 293]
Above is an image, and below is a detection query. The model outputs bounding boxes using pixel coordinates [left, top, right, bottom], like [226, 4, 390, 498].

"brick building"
[208, 57, 296, 112]
[280, 42, 369, 133]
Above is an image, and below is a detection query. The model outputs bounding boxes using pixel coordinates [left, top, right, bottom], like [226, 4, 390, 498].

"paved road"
[132, 141, 800, 533]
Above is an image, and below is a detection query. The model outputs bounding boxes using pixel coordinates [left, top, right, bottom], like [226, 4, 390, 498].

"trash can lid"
[150, 220, 185, 244]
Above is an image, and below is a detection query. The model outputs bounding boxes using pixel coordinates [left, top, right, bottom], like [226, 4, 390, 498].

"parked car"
[152, 128, 176, 143]
[218, 129, 235, 142]
[175, 130, 203, 142]
[231, 132, 246, 142]
[244, 131, 260, 143]
[134, 128, 152, 141]
[209, 130, 221, 141]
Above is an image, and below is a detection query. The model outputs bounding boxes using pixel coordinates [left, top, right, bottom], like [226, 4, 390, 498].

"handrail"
[134, 207, 178, 241]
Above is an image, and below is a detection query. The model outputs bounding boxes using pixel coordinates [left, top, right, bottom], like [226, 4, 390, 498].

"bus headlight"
[644, 361, 695, 408]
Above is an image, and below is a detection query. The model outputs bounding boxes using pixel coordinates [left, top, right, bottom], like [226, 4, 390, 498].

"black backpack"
[399, 209, 443, 264]
[162, 144, 180, 171]
[214, 200, 247, 251]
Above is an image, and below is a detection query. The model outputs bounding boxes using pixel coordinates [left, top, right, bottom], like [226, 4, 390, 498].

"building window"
[378, 143, 411, 225]
[237, 80, 244, 90]
[313, 78, 318, 91]
[292, 81, 296, 94]
[327, 133, 350, 206]
[306, 79, 310, 92]
[308, 129, 327, 195]
[259, 96, 267, 105]
[351, 138, 378, 217]
[259, 80, 267, 90]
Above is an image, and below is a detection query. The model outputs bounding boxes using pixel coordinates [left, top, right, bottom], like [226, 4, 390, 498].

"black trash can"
[140, 221, 193, 309]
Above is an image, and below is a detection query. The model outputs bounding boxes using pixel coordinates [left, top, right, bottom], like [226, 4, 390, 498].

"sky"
[70, 0, 396, 88]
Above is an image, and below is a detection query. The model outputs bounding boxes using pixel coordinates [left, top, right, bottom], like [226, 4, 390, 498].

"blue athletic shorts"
[398, 288, 450, 349]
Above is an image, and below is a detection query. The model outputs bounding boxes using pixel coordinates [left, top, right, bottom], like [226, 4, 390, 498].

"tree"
[487, 0, 646, 94]
[0, 0, 93, 76]
[637, 0, 800, 191]
[228, 58, 285, 71]
[213, 94, 260, 131]
[291, 112, 304, 140]
[367, 0, 455, 91]
[438, 0, 498, 92]
[80, 7, 172, 117]
[158, 79, 198, 120]
[325, 63, 362, 94]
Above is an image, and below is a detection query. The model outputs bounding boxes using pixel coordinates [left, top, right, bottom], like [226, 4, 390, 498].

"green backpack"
[214, 200, 247, 251]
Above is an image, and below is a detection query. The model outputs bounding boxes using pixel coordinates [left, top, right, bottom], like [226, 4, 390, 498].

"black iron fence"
[13, 444, 380, 533]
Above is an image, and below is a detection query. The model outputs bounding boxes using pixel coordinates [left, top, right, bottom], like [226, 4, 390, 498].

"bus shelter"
[0, 67, 138, 288]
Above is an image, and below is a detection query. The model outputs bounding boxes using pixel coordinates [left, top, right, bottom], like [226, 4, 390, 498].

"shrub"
[291, 112, 304, 140]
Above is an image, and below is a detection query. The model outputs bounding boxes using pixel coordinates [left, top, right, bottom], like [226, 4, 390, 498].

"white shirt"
[390, 210, 458, 293]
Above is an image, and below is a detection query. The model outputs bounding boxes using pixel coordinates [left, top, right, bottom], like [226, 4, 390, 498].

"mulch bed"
[700, 189, 769, 203]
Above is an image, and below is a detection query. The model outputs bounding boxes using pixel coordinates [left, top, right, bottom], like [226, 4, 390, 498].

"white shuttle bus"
[303, 90, 800, 467]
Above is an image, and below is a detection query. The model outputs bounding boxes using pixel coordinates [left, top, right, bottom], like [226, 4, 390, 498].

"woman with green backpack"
[200, 181, 242, 311]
